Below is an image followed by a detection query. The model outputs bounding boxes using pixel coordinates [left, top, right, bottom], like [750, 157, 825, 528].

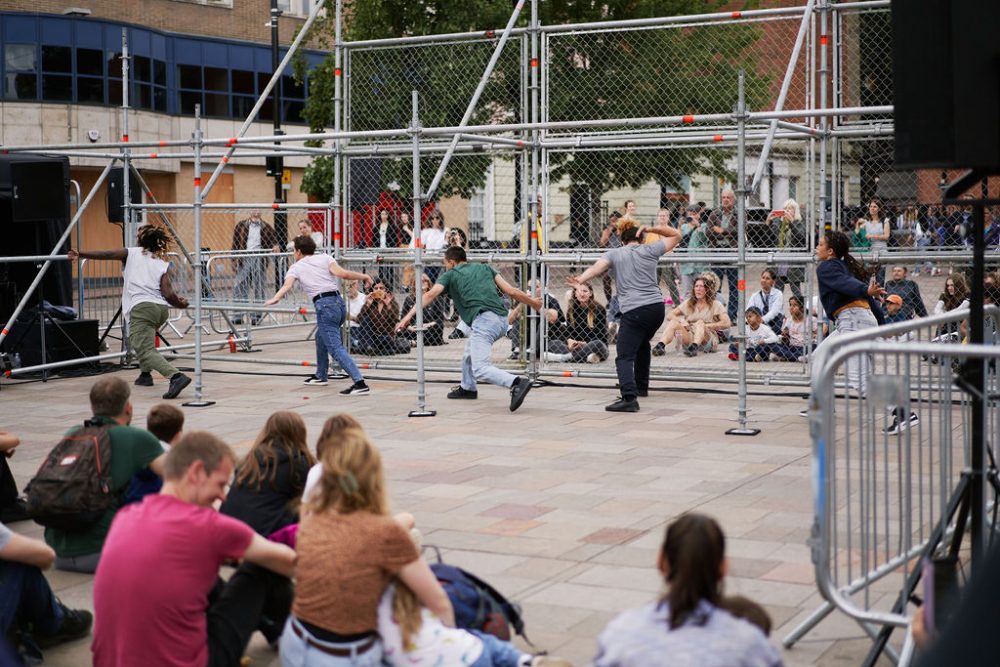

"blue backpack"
[425, 547, 530, 645]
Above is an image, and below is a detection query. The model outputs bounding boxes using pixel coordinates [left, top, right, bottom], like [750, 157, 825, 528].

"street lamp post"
[270, 0, 286, 250]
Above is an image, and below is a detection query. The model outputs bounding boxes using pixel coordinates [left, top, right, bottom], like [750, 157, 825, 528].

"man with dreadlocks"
[69, 225, 192, 399]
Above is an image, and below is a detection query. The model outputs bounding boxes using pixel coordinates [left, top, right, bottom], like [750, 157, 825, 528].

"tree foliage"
[297, 0, 769, 204]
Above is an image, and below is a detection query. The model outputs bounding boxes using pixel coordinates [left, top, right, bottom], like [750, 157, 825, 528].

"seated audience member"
[400, 273, 447, 347]
[883, 294, 910, 325]
[220, 411, 315, 538]
[281, 428, 453, 664]
[653, 276, 731, 357]
[547, 281, 610, 363]
[1, 430, 29, 523]
[125, 403, 185, 504]
[1, 522, 93, 663]
[593, 513, 781, 667]
[345, 280, 366, 348]
[747, 268, 785, 333]
[92, 432, 296, 667]
[358, 279, 408, 355]
[769, 296, 815, 362]
[719, 595, 773, 637]
[303, 413, 363, 503]
[728, 306, 779, 361]
[45, 377, 166, 574]
[933, 274, 969, 339]
[379, 581, 570, 667]
[509, 279, 563, 357]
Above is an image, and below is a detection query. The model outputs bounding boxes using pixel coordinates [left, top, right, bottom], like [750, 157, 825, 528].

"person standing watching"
[706, 187, 740, 322]
[266, 236, 373, 395]
[571, 219, 681, 412]
[231, 208, 281, 325]
[68, 225, 192, 399]
[884, 265, 928, 320]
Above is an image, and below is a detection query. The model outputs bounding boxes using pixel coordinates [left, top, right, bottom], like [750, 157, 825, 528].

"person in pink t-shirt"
[92, 432, 297, 667]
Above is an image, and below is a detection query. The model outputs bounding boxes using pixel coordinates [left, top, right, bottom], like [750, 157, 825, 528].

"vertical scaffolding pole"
[526, 0, 540, 382]
[184, 106, 214, 408]
[333, 0, 344, 260]
[727, 71, 759, 437]
[121, 28, 135, 248]
[409, 90, 435, 418]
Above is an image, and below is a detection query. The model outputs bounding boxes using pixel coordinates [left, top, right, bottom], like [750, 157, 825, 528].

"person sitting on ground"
[92, 431, 296, 667]
[546, 281, 609, 364]
[769, 296, 815, 362]
[124, 402, 185, 504]
[397, 246, 542, 412]
[884, 265, 928, 320]
[719, 595, 773, 637]
[883, 294, 910, 325]
[593, 513, 781, 667]
[933, 274, 969, 339]
[509, 278, 563, 359]
[0, 430, 29, 523]
[653, 276, 731, 358]
[747, 268, 785, 333]
[1, 521, 93, 663]
[45, 377, 166, 574]
[728, 306, 779, 362]
[345, 280, 366, 348]
[357, 279, 409, 356]
[380, 579, 570, 667]
[400, 273, 447, 347]
[68, 226, 192, 399]
[280, 427, 453, 664]
[303, 413, 362, 503]
[220, 410, 315, 538]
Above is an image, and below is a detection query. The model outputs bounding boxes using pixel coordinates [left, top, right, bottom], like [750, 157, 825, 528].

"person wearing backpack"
[38, 377, 166, 573]
[0, 521, 94, 662]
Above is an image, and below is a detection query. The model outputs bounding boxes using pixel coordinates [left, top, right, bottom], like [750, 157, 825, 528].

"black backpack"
[25, 420, 115, 530]
[425, 545, 532, 646]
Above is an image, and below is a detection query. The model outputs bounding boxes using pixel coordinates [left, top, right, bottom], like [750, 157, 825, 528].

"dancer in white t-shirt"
[69, 225, 192, 399]
[265, 236, 373, 395]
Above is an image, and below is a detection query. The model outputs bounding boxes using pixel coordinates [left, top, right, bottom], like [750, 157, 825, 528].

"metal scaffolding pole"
[409, 91, 435, 418]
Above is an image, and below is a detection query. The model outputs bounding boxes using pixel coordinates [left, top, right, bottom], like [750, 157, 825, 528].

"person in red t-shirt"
[92, 432, 297, 667]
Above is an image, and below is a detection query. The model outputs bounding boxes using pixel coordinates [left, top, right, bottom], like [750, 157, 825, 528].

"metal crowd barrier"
[785, 306, 1000, 665]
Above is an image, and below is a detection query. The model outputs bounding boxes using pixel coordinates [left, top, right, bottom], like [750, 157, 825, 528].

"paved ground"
[2, 329, 896, 666]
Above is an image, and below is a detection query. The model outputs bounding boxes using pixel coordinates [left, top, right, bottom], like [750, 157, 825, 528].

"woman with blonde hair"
[220, 410, 315, 538]
[653, 276, 731, 357]
[281, 428, 452, 666]
[767, 198, 807, 300]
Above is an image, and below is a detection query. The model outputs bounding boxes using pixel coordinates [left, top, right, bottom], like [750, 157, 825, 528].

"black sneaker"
[884, 411, 919, 435]
[162, 373, 192, 399]
[448, 329, 467, 340]
[684, 344, 699, 357]
[36, 606, 93, 649]
[340, 380, 370, 396]
[651, 342, 666, 357]
[447, 386, 478, 399]
[0, 497, 30, 523]
[134, 372, 153, 387]
[606, 397, 640, 412]
[303, 375, 328, 386]
[509, 377, 532, 412]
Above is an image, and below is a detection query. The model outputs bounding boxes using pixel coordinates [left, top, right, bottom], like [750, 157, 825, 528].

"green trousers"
[128, 301, 178, 378]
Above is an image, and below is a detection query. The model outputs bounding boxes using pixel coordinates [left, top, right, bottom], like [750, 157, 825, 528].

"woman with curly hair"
[68, 225, 191, 399]
[653, 275, 731, 357]
[570, 217, 681, 412]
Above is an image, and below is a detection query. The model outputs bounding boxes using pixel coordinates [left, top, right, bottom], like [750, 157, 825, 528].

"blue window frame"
[0, 12, 322, 122]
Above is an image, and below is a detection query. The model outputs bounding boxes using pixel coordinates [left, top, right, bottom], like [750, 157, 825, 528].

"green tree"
[297, 0, 768, 206]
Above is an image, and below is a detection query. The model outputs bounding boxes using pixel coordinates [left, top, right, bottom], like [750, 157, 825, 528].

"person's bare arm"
[147, 452, 167, 478]
[398, 283, 446, 330]
[67, 248, 128, 262]
[638, 225, 681, 253]
[569, 259, 612, 286]
[495, 275, 542, 310]
[159, 274, 189, 309]
[0, 532, 56, 570]
[242, 533, 297, 578]
[330, 262, 374, 286]
[398, 557, 455, 627]
[264, 275, 298, 306]
[0, 431, 19, 455]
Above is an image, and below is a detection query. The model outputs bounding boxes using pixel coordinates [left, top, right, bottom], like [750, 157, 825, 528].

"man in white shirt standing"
[265, 236, 374, 394]
[231, 209, 281, 325]
[68, 226, 192, 399]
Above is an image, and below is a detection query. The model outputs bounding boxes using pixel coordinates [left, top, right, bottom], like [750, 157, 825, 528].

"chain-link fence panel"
[834, 5, 893, 125]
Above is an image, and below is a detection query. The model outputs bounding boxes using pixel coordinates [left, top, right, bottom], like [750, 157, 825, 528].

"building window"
[278, 0, 318, 18]
[468, 188, 486, 242]
[3, 44, 37, 100]
[789, 176, 798, 202]
[171, 0, 234, 8]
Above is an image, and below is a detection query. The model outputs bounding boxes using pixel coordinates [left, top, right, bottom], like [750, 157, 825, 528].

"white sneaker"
[303, 375, 328, 386]
[586, 352, 601, 363]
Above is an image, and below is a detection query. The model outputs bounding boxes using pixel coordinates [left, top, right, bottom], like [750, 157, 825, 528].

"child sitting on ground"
[124, 403, 184, 504]
[728, 306, 779, 361]
[379, 580, 570, 667]
[770, 295, 816, 361]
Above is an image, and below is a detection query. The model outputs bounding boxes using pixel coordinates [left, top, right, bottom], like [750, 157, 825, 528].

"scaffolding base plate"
[408, 409, 437, 418]
[726, 427, 761, 436]
[183, 399, 217, 408]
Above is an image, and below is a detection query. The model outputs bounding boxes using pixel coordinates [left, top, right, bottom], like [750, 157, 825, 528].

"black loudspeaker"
[106, 169, 142, 223]
[350, 158, 382, 207]
[891, 0, 1000, 169]
[0, 318, 99, 368]
[0, 154, 72, 324]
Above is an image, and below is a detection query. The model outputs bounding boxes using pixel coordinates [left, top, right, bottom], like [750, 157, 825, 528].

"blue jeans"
[0, 561, 64, 638]
[462, 310, 516, 392]
[314, 295, 363, 383]
[468, 630, 526, 667]
[279, 617, 383, 667]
